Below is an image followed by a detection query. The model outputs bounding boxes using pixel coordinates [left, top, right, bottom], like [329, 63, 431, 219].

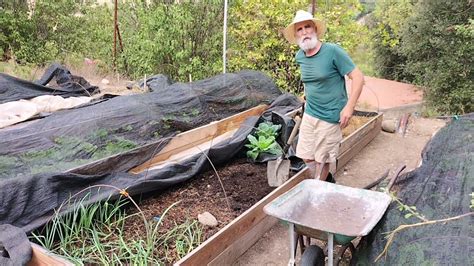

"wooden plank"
[336, 114, 383, 171]
[28, 243, 73, 266]
[175, 169, 311, 265]
[339, 114, 382, 155]
[209, 216, 278, 265]
[130, 105, 267, 173]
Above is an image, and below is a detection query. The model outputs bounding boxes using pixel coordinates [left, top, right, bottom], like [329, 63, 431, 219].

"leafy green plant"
[245, 121, 283, 160]
[255, 121, 281, 139]
[245, 135, 282, 160]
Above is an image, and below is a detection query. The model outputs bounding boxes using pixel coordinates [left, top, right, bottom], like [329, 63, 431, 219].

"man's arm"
[340, 67, 364, 128]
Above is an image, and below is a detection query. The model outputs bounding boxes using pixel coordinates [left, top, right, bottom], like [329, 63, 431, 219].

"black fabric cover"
[0, 70, 300, 233]
[34, 63, 99, 95]
[0, 224, 32, 266]
[0, 63, 99, 104]
[353, 114, 474, 265]
[0, 70, 282, 179]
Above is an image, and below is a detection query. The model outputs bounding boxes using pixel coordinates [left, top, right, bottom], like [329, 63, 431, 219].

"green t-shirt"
[295, 43, 355, 124]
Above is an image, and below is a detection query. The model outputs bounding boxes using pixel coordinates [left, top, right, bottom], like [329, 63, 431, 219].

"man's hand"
[340, 105, 354, 129]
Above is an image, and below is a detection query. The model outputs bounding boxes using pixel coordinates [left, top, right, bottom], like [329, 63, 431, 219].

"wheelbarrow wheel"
[301, 245, 325, 266]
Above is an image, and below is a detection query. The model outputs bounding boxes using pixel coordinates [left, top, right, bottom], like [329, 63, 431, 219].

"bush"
[116, 1, 224, 81]
[370, 0, 414, 81]
[371, 0, 473, 114]
[400, 1, 473, 114]
[228, 0, 368, 94]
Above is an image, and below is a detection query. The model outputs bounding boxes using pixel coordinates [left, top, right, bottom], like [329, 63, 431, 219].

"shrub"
[117, 1, 224, 81]
[400, 1, 473, 114]
[370, 0, 414, 81]
[228, 0, 367, 94]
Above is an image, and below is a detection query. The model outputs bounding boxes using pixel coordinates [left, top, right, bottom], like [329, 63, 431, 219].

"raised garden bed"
[176, 111, 382, 265]
[29, 109, 382, 265]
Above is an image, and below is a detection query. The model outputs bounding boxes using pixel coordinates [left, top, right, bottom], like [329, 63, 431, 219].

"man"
[283, 10, 364, 182]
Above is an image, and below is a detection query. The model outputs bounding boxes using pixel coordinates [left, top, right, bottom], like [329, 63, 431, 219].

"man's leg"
[304, 160, 330, 180]
[315, 162, 330, 181]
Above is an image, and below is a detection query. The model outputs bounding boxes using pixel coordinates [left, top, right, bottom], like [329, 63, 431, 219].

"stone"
[198, 212, 218, 227]
[382, 119, 397, 133]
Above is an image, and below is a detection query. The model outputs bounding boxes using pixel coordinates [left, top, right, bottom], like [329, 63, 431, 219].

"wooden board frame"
[175, 112, 383, 265]
[27, 243, 73, 266]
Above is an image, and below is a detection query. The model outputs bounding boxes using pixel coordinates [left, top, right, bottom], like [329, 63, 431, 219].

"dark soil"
[123, 158, 274, 259]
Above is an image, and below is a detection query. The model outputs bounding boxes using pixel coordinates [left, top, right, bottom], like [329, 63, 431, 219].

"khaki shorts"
[295, 114, 342, 163]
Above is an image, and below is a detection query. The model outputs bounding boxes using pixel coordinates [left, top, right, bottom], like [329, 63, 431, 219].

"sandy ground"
[235, 116, 446, 265]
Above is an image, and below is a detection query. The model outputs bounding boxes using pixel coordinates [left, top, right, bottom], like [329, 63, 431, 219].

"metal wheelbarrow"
[263, 179, 393, 266]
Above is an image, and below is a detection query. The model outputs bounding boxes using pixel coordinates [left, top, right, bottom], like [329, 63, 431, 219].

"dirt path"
[234, 115, 446, 265]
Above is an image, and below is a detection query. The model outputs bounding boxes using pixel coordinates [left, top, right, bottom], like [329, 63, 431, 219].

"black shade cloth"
[0, 70, 302, 264]
[0, 63, 99, 104]
[353, 114, 474, 265]
[0, 70, 282, 179]
[0, 224, 32, 266]
[0, 70, 301, 231]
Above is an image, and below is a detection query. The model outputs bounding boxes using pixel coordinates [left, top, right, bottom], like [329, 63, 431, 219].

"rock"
[101, 78, 110, 85]
[382, 119, 397, 133]
[198, 212, 218, 227]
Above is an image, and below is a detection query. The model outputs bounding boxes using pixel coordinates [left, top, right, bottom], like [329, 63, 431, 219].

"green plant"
[31, 189, 203, 264]
[228, 0, 368, 94]
[256, 121, 281, 139]
[245, 121, 283, 160]
[371, 0, 473, 114]
[399, 1, 473, 114]
[370, 0, 414, 81]
[245, 135, 282, 160]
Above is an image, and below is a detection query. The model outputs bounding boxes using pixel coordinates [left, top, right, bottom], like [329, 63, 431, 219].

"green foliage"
[228, 0, 368, 94]
[255, 121, 281, 139]
[117, 1, 224, 80]
[2, 1, 371, 89]
[370, 0, 414, 81]
[399, 1, 473, 114]
[245, 121, 282, 160]
[245, 135, 282, 160]
[0, 1, 113, 68]
[31, 196, 202, 264]
[371, 0, 473, 114]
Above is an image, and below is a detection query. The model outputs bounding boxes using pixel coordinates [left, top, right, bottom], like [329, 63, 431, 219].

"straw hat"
[283, 10, 326, 44]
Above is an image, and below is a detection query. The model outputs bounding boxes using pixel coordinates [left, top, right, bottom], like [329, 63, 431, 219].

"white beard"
[298, 34, 318, 52]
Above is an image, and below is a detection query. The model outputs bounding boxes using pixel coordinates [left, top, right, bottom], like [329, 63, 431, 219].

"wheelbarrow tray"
[263, 179, 391, 237]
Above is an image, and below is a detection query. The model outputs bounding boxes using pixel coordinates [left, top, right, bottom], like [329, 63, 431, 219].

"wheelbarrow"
[263, 178, 396, 266]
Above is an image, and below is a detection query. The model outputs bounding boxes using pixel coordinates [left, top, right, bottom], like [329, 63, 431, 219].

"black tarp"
[353, 114, 474, 265]
[0, 70, 282, 179]
[0, 70, 301, 231]
[0, 63, 99, 104]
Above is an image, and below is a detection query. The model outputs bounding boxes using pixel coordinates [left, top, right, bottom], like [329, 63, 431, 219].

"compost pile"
[0, 68, 302, 265]
[353, 114, 474, 265]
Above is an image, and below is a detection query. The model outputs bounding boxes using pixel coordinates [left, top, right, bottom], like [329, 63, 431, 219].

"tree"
[400, 0, 473, 114]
